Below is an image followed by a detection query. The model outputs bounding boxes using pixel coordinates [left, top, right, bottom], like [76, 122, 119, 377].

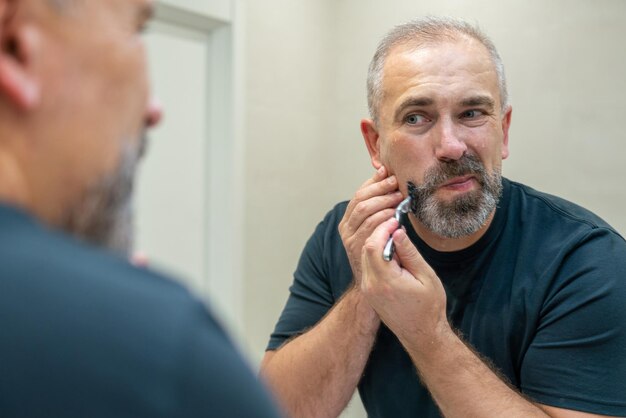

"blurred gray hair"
[47, 0, 66, 8]
[46, 0, 79, 12]
[367, 17, 508, 124]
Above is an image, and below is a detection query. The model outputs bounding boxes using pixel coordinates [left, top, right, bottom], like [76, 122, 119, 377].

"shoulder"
[0, 207, 281, 416]
[506, 179, 624, 241]
[319, 200, 349, 230]
[293, 200, 353, 295]
[2, 213, 196, 317]
[505, 181, 626, 325]
[299, 200, 349, 256]
[0, 207, 218, 359]
[303, 200, 350, 255]
[498, 181, 626, 308]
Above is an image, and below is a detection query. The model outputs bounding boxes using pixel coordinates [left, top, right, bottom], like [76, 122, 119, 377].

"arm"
[261, 287, 378, 418]
[260, 166, 403, 418]
[361, 219, 617, 418]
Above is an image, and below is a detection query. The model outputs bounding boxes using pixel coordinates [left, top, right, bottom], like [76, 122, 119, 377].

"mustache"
[422, 154, 486, 189]
[407, 154, 487, 212]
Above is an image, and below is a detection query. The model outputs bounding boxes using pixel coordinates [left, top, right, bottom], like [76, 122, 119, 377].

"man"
[261, 17, 626, 418]
[0, 1, 281, 417]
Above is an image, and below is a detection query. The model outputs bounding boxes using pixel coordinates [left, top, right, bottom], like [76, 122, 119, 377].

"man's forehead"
[381, 38, 499, 106]
[385, 37, 494, 78]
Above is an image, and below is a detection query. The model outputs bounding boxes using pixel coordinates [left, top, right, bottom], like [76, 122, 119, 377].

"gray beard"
[61, 137, 145, 256]
[407, 154, 502, 239]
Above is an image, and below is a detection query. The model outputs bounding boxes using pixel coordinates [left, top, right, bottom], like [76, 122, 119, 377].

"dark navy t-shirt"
[0, 204, 282, 418]
[268, 178, 626, 417]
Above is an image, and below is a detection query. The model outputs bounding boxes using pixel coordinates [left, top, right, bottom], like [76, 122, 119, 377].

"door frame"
[153, 1, 246, 336]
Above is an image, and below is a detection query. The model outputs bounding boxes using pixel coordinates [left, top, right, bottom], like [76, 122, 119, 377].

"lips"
[440, 175, 475, 188]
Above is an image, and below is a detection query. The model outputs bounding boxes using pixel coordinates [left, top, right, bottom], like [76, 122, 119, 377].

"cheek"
[379, 135, 403, 175]
[109, 68, 150, 138]
[381, 135, 431, 188]
[468, 127, 504, 166]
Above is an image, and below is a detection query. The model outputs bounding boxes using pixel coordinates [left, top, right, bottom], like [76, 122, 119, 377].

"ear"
[0, 2, 41, 110]
[500, 105, 512, 160]
[361, 118, 383, 169]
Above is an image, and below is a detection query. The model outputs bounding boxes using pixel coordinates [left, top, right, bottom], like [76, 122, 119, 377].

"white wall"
[242, 0, 336, 357]
[139, 1, 248, 335]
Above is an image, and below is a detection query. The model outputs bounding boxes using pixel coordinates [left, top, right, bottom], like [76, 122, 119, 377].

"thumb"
[392, 229, 431, 279]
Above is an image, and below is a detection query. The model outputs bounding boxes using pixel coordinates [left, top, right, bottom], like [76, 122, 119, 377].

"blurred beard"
[61, 136, 146, 256]
[407, 154, 502, 239]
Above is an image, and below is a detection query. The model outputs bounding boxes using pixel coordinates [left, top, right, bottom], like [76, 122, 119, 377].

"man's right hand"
[338, 165, 403, 285]
[261, 168, 398, 418]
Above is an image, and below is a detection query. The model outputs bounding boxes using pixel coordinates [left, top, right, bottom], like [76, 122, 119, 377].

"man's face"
[37, 0, 160, 253]
[368, 36, 511, 238]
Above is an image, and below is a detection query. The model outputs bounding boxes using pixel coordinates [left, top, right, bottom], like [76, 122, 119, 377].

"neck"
[0, 148, 32, 212]
[0, 139, 66, 227]
[408, 211, 495, 252]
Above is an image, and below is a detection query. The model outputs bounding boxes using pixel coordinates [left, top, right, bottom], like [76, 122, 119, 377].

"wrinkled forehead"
[384, 33, 497, 74]
[384, 39, 497, 84]
[380, 37, 500, 110]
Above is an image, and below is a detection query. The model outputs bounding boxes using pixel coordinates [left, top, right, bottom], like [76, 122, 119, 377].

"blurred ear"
[361, 118, 383, 169]
[500, 105, 512, 160]
[0, 1, 41, 110]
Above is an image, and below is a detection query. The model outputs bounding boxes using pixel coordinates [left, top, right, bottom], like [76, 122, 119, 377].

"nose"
[434, 118, 466, 162]
[145, 96, 163, 128]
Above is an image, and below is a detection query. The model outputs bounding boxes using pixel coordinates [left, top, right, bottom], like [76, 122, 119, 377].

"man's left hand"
[360, 218, 450, 354]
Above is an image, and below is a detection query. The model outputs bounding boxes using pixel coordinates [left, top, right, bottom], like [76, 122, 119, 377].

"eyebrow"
[394, 97, 434, 121]
[393, 94, 497, 121]
[460, 95, 495, 111]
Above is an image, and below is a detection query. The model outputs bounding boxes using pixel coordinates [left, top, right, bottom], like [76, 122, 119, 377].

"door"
[136, 1, 242, 331]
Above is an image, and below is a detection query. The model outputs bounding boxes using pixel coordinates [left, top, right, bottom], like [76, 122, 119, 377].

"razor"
[382, 195, 412, 261]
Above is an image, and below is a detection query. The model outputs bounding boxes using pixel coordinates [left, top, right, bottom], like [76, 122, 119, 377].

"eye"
[405, 114, 428, 125]
[461, 110, 483, 119]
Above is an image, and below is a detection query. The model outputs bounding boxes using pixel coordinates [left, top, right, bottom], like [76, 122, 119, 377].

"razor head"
[384, 195, 412, 261]
[394, 196, 412, 221]
[407, 181, 418, 214]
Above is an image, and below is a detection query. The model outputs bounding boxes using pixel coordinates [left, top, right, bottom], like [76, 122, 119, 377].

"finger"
[345, 192, 403, 233]
[363, 217, 400, 255]
[355, 207, 397, 237]
[349, 207, 398, 259]
[345, 166, 387, 215]
[344, 167, 395, 219]
[391, 229, 434, 284]
[354, 174, 398, 204]
[372, 165, 388, 183]
[361, 218, 402, 283]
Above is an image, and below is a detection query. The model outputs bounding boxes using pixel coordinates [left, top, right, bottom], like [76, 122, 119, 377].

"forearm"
[404, 326, 549, 418]
[260, 287, 379, 418]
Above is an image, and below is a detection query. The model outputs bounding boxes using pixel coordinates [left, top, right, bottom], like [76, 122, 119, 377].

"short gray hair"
[366, 17, 508, 123]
